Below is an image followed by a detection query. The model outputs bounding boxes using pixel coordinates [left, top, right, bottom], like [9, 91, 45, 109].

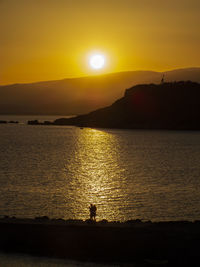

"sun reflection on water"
[66, 128, 124, 220]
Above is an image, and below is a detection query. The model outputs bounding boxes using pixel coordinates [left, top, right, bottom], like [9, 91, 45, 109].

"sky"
[0, 0, 200, 85]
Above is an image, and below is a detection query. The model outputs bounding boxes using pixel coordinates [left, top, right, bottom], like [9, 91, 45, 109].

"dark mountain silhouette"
[0, 67, 200, 115]
[54, 81, 200, 130]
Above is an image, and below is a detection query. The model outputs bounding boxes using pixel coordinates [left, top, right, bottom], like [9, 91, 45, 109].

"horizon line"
[1, 66, 200, 87]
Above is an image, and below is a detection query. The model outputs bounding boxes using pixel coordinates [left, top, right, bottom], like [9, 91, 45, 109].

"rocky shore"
[0, 120, 18, 124]
[1, 217, 200, 266]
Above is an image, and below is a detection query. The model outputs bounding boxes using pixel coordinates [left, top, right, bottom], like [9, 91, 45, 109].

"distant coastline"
[0, 120, 18, 124]
[1, 68, 200, 116]
[27, 81, 200, 130]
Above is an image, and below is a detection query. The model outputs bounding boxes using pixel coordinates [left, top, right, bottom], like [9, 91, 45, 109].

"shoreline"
[27, 118, 200, 131]
[1, 217, 200, 266]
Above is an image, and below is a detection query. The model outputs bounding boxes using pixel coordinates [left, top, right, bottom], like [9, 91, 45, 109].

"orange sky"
[0, 0, 200, 85]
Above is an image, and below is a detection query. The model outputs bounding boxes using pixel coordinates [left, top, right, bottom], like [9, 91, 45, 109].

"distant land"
[54, 81, 200, 130]
[0, 67, 200, 115]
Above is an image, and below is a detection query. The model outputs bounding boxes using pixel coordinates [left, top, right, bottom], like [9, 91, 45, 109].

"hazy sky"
[0, 0, 200, 84]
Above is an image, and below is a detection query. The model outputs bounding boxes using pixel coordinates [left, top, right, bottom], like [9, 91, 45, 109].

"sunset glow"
[0, 0, 200, 85]
[1, 1, 200, 263]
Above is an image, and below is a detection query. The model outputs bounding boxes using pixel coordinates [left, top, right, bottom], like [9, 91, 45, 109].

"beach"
[0, 217, 200, 266]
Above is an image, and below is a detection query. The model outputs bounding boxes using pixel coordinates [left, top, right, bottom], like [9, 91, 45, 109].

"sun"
[89, 54, 105, 69]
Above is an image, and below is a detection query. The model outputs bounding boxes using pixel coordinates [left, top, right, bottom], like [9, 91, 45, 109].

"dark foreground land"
[1, 217, 200, 266]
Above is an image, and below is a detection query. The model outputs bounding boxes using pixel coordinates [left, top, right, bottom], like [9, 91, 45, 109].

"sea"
[0, 115, 200, 223]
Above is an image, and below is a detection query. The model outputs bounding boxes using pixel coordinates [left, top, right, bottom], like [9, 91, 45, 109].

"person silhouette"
[93, 204, 97, 221]
[89, 204, 97, 221]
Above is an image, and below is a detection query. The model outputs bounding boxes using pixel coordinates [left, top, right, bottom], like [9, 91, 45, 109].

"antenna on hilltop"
[161, 74, 165, 84]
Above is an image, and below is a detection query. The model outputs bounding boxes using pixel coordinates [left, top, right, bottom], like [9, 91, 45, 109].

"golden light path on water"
[61, 127, 147, 221]
[66, 128, 124, 220]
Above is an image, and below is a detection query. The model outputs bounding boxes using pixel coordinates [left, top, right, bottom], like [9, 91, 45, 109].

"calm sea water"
[0, 116, 200, 222]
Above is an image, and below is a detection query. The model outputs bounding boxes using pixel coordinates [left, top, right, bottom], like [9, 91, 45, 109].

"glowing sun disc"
[90, 54, 105, 69]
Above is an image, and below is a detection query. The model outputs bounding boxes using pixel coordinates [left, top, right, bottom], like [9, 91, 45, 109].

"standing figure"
[93, 204, 97, 221]
[89, 204, 97, 221]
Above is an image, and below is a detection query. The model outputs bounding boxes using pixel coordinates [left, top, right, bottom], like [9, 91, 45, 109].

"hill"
[54, 81, 200, 130]
[0, 67, 200, 115]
